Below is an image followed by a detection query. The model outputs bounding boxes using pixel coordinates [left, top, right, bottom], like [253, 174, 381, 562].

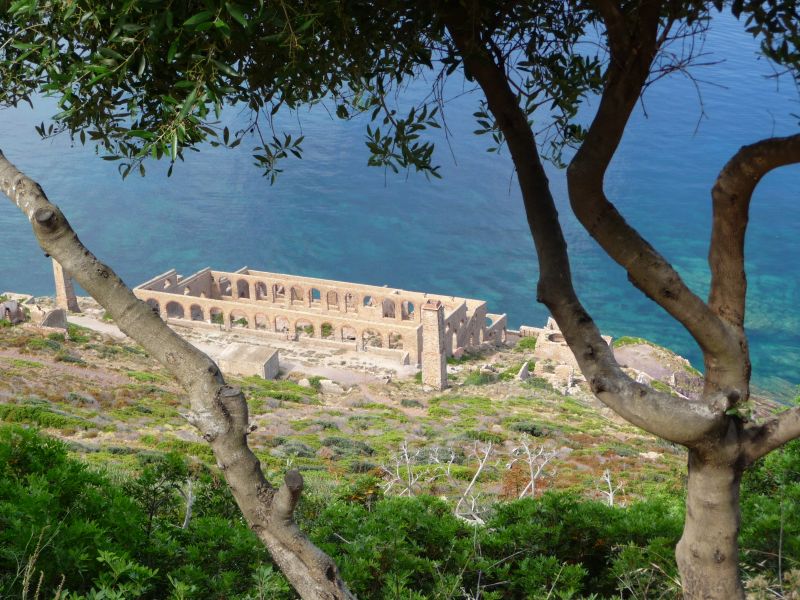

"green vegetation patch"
[612, 336, 651, 348]
[515, 336, 538, 351]
[4, 357, 44, 369]
[239, 376, 318, 404]
[126, 370, 169, 384]
[0, 403, 91, 429]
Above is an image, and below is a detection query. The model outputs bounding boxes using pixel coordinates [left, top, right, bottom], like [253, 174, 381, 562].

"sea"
[0, 13, 798, 400]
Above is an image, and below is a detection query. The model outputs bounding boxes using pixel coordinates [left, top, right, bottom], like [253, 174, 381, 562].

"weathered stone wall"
[134, 266, 508, 366]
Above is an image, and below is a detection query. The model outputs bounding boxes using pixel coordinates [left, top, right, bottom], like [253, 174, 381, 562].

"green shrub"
[516, 336, 538, 351]
[67, 323, 92, 343]
[26, 337, 61, 352]
[465, 429, 504, 444]
[463, 371, 496, 386]
[0, 403, 89, 429]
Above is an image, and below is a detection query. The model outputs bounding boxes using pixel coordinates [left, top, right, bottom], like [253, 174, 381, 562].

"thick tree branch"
[567, 0, 739, 369]
[709, 134, 800, 328]
[443, 7, 724, 446]
[0, 150, 354, 600]
[743, 406, 800, 463]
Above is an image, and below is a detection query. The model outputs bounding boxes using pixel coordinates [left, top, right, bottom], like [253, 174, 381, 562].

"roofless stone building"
[134, 267, 507, 385]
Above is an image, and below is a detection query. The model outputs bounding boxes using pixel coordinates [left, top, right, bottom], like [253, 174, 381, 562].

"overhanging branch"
[442, 8, 723, 446]
[743, 406, 800, 463]
[0, 149, 355, 600]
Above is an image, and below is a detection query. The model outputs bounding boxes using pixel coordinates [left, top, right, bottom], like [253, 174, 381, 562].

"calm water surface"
[0, 15, 798, 398]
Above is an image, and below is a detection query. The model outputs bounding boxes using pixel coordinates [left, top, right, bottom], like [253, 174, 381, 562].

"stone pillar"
[52, 259, 80, 313]
[421, 300, 447, 390]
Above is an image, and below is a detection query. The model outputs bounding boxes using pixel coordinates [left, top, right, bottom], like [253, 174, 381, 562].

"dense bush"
[1, 425, 797, 599]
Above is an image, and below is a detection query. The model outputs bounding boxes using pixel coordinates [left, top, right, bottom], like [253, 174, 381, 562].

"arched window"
[255, 282, 268, 300]
[363, 329, 382, 348]
[310, 288, 321, 304]
[166, 301, 185, 319]
[255, 314, 269, 330]
[326, 291, 339, 310]
[230, 310, 248, 328]
[236, 280, 250, 299]
[273, 284, 286, 301]
[291, 287, 304, 304]
[401, 301, 415, 320]
[382, 299, 396, 318]
[296, 320, 314, 338]
[190, 305, 204, 321]
[388, 332, 403, 349]
[321, 322, 334, 339]
[345, 293, 357, 312]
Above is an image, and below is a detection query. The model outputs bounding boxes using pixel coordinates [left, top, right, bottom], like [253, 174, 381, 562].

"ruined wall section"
[135, 266, 508, 366]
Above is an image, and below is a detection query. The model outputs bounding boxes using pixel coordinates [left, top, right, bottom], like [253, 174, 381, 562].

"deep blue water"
[1, 15, 798, 399]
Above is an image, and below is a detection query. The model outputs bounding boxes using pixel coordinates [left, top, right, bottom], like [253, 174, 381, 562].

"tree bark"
[0, 150, 355, 600]
[676, 448, 745, 600]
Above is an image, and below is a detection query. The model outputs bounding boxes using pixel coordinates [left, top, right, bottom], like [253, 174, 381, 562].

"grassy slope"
[0, 323, 693, 505]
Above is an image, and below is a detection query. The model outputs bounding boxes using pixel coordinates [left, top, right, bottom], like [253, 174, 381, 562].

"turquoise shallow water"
[0, 14, 798, 399]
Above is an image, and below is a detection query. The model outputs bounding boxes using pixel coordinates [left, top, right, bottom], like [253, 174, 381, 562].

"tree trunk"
[0, 151, 356, 600]
[676, 449, 745, 600]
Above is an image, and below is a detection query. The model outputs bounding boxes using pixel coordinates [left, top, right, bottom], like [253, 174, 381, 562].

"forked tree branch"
[743, 406, 800, 463]
[709, 134, 800, 328]
[443, 6, 726, 446]
[567, 0, 740, 367]
[0, 150, 354, 600]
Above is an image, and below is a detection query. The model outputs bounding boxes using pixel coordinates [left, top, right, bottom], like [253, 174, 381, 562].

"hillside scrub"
[1, 425, 797, 599]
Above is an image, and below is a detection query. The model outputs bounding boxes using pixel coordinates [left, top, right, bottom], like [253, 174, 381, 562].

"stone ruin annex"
[134, 267, 508, 388]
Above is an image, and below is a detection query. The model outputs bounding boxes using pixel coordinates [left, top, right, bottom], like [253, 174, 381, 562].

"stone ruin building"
[134, 267, 508, 388]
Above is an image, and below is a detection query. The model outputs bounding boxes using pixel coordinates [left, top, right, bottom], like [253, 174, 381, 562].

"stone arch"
[273, 284, 286, 301]
[341, 325, 357, 341]
[363, 329, 383, 348]
[388, 332, 403, 350]
[237, 279, 250, 299]
[255, 282, 268, 300]
[219, 276, 232, 296]
[345, 293, 357, 312]
[209, 307, 224, 325]
[165, 301, 185, 319]
[291, 286, 304, 305]
[382, 299, 396, 318]
[275, 316, 290, 333]
[254, 313, 269, 330]
[230, 310, 249, 328]
[363, 295, 376, 308]
[401, 300, 415, 321]
[326, 291, 339, 310]
[145, 298, 160, 315]
[190, 304, 204, 321]
[309, 288, 321, 305]
[320, 322, 334, 339]
[296, 319, 314, 338]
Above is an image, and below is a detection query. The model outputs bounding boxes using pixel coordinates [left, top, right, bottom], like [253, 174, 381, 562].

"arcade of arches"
[134, 267, 508, 370]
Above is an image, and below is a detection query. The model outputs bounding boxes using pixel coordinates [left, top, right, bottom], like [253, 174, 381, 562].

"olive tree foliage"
[1, 0, 800, 599]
